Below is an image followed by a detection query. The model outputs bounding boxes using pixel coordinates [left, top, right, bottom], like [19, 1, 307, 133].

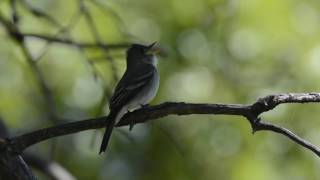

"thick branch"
[0, 119, 36, 180]
[9, 103, 248, 153]
[0, 152, 36, 180]
[7, 93, 320, 158]
[0, 119, 74, 180]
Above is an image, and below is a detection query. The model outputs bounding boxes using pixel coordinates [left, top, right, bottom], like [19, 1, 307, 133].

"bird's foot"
[129, 119, 135, 131]
[129, 105, 149, 131]
[127, 110, 135, 131]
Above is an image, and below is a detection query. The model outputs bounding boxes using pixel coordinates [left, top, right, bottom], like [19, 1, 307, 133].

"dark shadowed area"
[0, 0, 320, 179]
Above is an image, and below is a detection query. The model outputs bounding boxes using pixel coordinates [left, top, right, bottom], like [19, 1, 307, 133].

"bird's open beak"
[146, 42, 160, 55]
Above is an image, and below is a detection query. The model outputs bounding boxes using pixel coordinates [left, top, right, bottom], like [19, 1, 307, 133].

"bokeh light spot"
[228, 28, 262, 60]
[166, 66, 214, 102]
[65, 76, 104, 109]
[291, 3, 320, 35]
[177, 28, 212, 62]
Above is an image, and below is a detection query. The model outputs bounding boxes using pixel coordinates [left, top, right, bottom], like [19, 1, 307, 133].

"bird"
[99, 42, 160, 154]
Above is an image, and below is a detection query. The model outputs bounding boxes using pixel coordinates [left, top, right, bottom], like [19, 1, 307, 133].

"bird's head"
[126, 42, 158, 65]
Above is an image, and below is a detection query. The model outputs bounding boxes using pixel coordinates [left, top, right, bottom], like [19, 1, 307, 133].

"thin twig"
[253, 120, 320, 157]
[20, 0, 63, 28]
[0, 4, 60, 122]
[80, 0, 119, 81]
[23, 33, 129, 49]
[32, 9, 83, 61]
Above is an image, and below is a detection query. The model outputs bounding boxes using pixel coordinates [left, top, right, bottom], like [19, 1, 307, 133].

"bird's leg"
[129, 104, 149, 131]
[127, 110, 135, 131]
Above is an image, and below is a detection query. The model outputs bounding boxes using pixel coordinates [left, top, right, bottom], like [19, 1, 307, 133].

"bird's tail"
[99, 110, 118, 154]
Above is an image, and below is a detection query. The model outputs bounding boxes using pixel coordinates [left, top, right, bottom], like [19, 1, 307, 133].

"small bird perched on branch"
[99, 42, 160, 154]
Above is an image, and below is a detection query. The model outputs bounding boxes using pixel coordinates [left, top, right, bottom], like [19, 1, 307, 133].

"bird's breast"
[127, 70, 159, 110]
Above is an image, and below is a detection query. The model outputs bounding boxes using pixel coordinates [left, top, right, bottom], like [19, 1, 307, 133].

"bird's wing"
[110, 64, 155, 110]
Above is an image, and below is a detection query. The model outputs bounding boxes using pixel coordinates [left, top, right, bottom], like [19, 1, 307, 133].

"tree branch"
[0, 119, 75, 180]
[0, 119, 36, 180]
[252, 120, 320, 156]
[5, 93, 320, 158]
[23, 33, 130, 50]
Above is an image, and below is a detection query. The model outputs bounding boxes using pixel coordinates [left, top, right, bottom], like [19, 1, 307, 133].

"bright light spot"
[228, 28, 262, 60]
[308, 45, 320, 75]
[130, 18, 160, 42]
[66, 76, 103, 109]
[177, 29, 211, 62]
[171, 0, 205, 24]
[25, 37, 48, 59]
[166, 66, 214, 102]
[48, 163, 76, 180]
[291, 3, 320, 35]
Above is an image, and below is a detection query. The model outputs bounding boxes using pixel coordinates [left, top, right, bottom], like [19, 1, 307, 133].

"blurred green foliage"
[1, 0, 320, 179]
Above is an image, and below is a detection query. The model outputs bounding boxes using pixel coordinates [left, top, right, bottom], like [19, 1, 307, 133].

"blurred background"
[0, 0, 320, 179]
